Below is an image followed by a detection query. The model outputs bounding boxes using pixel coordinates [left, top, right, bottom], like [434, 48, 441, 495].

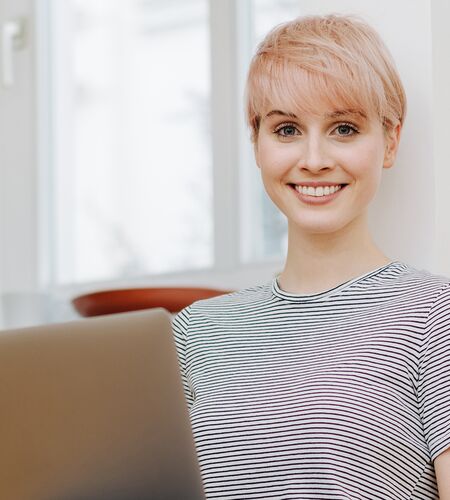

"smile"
[289, 183, 348, 205]
[294, 184, 344, 197]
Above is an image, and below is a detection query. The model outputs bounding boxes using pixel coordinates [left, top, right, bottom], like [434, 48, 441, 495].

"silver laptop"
[0, 308, 205, 500]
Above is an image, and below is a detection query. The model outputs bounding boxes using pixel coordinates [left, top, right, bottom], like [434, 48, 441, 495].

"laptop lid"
[0, 308, 205, 500]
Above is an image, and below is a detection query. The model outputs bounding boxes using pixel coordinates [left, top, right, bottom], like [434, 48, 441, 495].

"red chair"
[72, 286, 233, 317]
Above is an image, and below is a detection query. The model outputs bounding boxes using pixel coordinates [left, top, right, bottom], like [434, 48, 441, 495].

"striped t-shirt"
[171, 261, 450, 499]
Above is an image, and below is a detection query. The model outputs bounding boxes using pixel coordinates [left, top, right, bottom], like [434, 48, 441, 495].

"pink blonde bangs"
[247, 62, 381, 126]
[245, 14, 407, 143]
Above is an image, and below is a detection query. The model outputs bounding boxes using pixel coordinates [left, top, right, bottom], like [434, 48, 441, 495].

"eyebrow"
[265, 110, 298, 119]
[327, 109, 368, 120]
[264, 109, 367, 120]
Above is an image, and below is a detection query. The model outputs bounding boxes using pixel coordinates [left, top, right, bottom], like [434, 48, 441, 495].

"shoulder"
[190, 281, 273, 315]
[396, 265, 450, 335]
[400, 265, 450, 348]
[396, 263, 450, 305]
[172, 280, 274, 329]
[423, 279, 450, 334]
[194, 281, 273, 307]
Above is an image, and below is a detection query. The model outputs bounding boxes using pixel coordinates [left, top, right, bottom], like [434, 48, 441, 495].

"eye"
[334, 122, 359, 137]
[273, 123, 300, 137]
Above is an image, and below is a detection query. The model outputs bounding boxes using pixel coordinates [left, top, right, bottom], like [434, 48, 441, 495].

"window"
[50, 0, 213, 285]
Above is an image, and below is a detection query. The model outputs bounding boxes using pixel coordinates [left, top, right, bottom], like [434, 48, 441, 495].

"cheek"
[255, 143, 293, 205]
[256, 142, 297, 176]
[344, 141, 385, 176]
[348, 143, 385, 202]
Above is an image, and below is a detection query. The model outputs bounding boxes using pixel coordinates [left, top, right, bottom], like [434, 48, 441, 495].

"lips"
[289, 183, 348, 205]
[292, 182, 349, 188]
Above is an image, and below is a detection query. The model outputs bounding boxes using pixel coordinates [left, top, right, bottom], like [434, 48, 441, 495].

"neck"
[277, 214, 392, 295]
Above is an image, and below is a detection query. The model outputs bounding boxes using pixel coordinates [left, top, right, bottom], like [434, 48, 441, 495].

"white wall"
[431, 0, 450, 276]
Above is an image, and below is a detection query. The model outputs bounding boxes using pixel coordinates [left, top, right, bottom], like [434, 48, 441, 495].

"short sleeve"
[171, 305, 195, 410]
[417, 281, 450, 461]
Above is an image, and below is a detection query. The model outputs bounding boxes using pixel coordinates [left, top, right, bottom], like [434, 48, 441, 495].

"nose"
[296, 133, 334, 172]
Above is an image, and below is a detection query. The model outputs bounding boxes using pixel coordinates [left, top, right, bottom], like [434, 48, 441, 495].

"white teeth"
[295, 184, 343, 197]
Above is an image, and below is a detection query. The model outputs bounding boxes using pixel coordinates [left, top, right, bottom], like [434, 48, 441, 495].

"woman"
[172, 14, 450, 499]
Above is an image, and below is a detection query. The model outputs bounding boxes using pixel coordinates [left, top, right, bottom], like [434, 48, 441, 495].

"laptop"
[0, 308, 205, 500]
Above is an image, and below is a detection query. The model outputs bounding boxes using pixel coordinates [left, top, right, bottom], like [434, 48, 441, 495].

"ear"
[253, 140, 261, 169]
[383, 122, 402, 169]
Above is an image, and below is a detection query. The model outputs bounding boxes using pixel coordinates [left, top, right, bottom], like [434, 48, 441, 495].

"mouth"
[288, 183, 349, 204]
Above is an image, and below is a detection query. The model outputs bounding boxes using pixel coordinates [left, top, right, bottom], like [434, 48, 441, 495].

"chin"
[288, 217, 352, 235]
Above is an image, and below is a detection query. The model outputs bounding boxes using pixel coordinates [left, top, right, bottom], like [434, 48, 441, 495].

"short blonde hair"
[245, 14, 407, 143]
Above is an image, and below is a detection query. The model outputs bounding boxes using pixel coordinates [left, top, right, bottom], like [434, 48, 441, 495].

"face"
[254, 104, 401, 235]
